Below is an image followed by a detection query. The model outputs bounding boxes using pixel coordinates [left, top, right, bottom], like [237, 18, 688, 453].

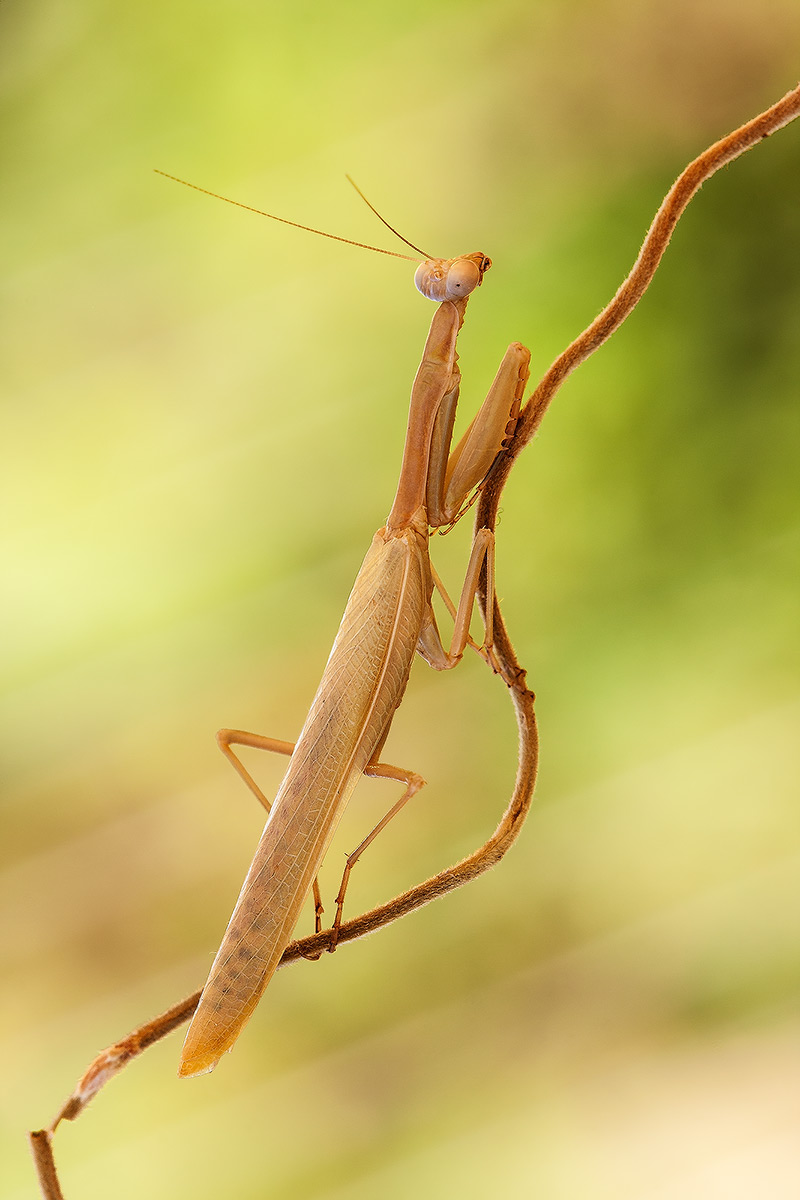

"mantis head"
[414, 253, 492, 302]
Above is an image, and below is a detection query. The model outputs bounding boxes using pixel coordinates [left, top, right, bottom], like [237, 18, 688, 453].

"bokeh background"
[2, 2, 799, 1197]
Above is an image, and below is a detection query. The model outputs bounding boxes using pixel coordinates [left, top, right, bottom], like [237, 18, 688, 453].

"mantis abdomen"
[179, 527, 428, 1076]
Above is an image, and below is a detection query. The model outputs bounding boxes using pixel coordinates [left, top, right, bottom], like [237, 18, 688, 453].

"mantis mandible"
[156, 172, 532, 1078]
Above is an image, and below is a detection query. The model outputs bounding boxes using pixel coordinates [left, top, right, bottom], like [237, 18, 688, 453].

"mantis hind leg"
[216, 728, 326, 937]
[216, 730, 426, 953]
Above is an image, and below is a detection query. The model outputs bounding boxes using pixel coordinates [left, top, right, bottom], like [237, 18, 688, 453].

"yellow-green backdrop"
[2, 2, 799, 1197]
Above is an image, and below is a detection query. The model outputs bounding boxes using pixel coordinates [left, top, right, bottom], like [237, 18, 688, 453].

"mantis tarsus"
[29, 81, 800, 1200]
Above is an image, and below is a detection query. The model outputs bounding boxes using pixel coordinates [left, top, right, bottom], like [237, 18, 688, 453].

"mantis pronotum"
[29, 82, 800, 1200]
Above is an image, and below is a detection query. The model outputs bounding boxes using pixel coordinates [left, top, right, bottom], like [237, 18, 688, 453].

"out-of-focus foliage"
[2, 1, 799, 1197]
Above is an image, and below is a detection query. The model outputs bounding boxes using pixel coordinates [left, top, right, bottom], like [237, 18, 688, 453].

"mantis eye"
[414, 259, 446, 300]
[444, 258, 481, 299]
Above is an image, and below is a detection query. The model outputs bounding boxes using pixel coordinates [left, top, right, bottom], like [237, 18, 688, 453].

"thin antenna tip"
[344, 177, 433, 259]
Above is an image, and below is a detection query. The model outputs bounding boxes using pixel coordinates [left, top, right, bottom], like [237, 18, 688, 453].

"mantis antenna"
[154, 169, 424, 262]
[345, 175, 434, 259]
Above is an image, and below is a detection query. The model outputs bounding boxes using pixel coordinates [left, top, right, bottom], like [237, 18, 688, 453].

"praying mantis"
[154, 173, 532, 1078]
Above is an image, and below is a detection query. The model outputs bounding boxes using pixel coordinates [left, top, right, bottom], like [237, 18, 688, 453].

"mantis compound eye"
[414, 259, 447, 300]
[443, 258, 481, 299]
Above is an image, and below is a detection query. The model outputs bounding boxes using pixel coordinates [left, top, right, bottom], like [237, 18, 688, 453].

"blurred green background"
[2, 1, 799, 1196]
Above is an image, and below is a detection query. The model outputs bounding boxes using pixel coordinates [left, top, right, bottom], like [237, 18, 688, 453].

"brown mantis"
[152, 176, 533, 1077]
[29, 82, 800, 1200]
